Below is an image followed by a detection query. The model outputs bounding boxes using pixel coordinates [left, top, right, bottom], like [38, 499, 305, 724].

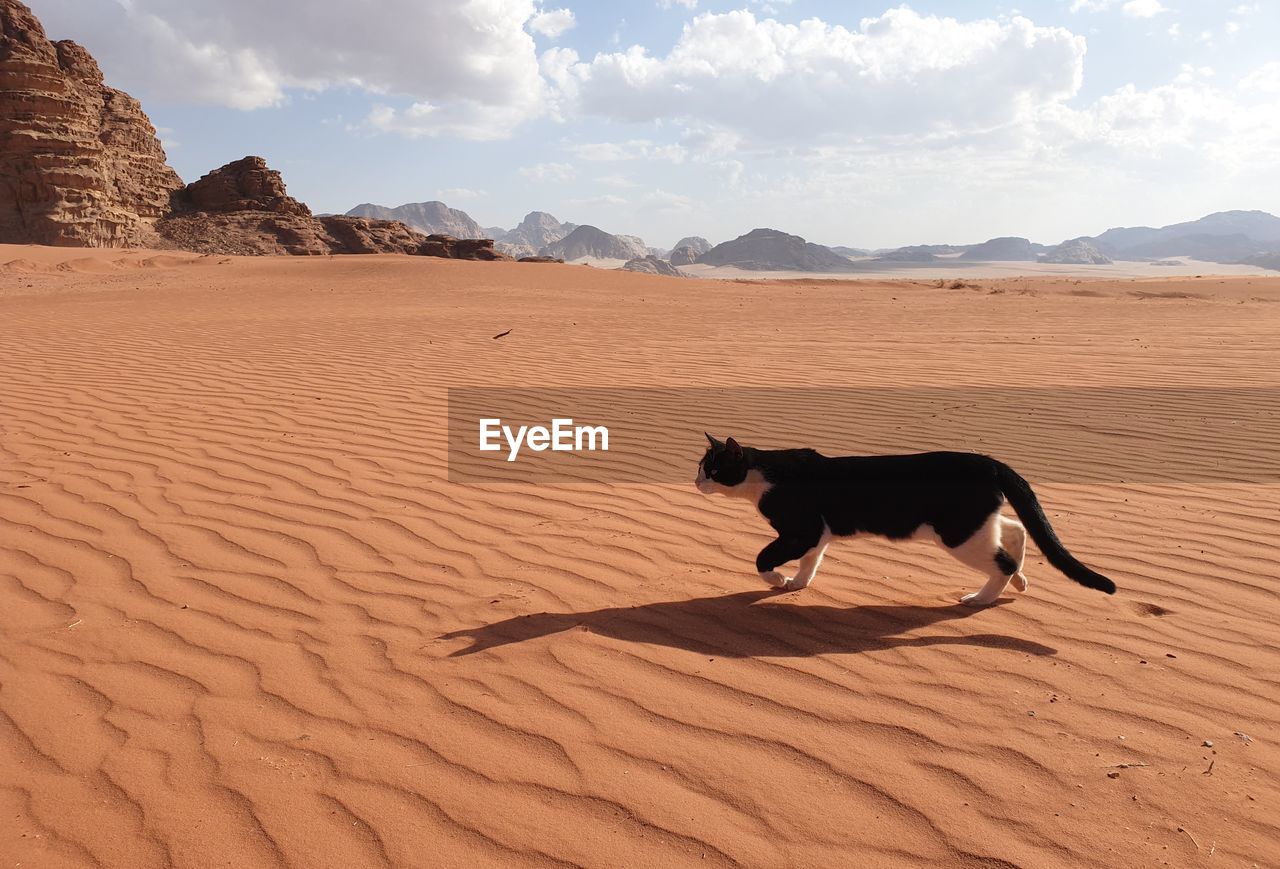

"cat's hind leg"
[787, 527, 833, 590]
[1000, 515, 1029, 592]
[948, 513, 1018, 606]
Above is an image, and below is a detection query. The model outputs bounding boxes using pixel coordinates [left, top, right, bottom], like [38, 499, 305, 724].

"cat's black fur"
[698, 434, 1115, 595]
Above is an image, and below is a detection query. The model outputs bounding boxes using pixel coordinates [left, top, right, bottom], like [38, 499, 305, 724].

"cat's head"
[696, 433, 749, 494]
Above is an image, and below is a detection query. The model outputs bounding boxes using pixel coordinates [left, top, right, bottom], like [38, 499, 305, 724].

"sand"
[2, 244, 1278, 868]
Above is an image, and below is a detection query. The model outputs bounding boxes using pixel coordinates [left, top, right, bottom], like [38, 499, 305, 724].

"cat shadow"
[439, 589, 1056, 659]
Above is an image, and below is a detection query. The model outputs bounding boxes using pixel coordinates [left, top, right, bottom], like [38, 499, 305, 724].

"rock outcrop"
[539, 225, 648, 261]
[346, 201, 486, 239]
[874, 247, 939, 262]
[669, 236, 712, 266]
[671, 236, 711, 257]
[159, 156, 443, 256]
[621, 255, 683, 277]
[669, 245, 700, 266]
[496, 211, 576, 258]
[419, 234, 511, 261]
[0, 0, 183, 246]
[696, 228, 859, 272]
[959, 237, 1040, 261]
[1039, 239, 1112, 265]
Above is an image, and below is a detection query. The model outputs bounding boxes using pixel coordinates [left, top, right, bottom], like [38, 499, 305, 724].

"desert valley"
[3, 1, 1280, 868]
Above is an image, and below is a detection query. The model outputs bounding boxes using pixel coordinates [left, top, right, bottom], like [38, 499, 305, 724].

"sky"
[26, 0, 1280, 249]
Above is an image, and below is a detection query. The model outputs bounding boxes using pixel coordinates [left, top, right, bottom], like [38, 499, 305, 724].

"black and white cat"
[695, 434, 1115, 605]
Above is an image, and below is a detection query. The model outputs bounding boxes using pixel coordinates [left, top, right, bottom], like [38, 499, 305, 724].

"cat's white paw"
[961, 592, 1000, 606]
[759, 571, 790, 589]
[1011, 572, 1029, 592]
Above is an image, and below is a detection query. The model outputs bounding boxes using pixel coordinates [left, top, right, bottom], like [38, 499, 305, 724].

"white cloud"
[568, 139, 688, 163]
[28, 0, 548, 138]
[1069, 0, 1113, 12]
[657, 0, 697, 8]
[642, 190, 695, 213]
[519, 162, 576, 182]
[596, 174, 640, 188]
[1225, 21, 1242, 35]
[557, 9, 1085, 144]
[529, 8, 576, 38]
[437, 187, 487, 200]
[1231, 3, 1261, 14]
[573, 194, 627, 207]
[1240, 62, 1280, 94]
[1121, 0, 1167, 18]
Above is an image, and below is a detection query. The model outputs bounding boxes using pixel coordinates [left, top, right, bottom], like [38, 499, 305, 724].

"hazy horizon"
[24, 0, 1280, 249]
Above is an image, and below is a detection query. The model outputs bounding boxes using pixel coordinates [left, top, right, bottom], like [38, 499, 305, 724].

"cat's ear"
[705, 432, 721, 448]
[725, 437, 744, 459]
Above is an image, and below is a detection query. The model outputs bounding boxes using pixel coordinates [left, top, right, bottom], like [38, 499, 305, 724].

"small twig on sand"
[492, 329, 512, 339]
[1106, 762, 1150, 769]
[1177, 826, 1201, 849]
[1204, 759, 1215, 775]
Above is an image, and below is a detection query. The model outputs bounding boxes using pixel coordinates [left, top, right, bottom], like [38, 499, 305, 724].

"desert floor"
[2, 246, 1278, 868]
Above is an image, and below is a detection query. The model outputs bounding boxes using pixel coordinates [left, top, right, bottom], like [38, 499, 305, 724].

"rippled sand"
[2, 246, 1278, 867]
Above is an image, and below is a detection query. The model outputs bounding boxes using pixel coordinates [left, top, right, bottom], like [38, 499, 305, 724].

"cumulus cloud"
[519, 162, 577, 182]
[556, 9, 1086, 143]
[28, 0, 548, 138]
[529, 8, 576, 38]
[1121, 0, 1166, 18]
[1240, 62, 1280, 94]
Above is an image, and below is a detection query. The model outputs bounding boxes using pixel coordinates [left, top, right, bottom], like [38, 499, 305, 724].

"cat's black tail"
[994, 461, 1117, 594]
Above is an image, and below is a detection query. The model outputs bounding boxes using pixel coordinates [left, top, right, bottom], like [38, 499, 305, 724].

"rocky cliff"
[696, 228, 859, 272]
[158, 157, 433, 256]
[539, 225, 648, 261]
[959, 237, 1041, 261]
[621, 255, 683, 277]
[1039, 239, 1112, 265]
[347, 201, 486, 238]
[496, 211, 576, 258]
[0, 0, 183, 246]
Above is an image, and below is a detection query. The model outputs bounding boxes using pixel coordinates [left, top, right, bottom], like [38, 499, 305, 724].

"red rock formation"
[0, 0, 183, 246]
[2, 2, 511, 262]
[171, 156, 310, 216]
[420, 234, 512, 261]
[158, 156, 436, 256]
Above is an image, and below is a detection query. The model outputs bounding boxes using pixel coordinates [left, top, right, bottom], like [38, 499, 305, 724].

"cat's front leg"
[758, 570, 791, 589]
[756, 535, 817, 590]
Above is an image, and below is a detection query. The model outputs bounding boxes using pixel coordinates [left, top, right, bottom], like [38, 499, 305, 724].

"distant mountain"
[697, 228, 860, 272]
[830, 245, 871, 257]
[540, 225, 648, 261]
[346, 201, 486, 238]
[496, 211, 577, 258]
[1088, 210, 1280, 264]
[1039, 239, 1112, 265]
[873, 244, 966, 257]
[1115, 233, 1274, 262]
[960, 237, 1043, 261]
[670, 236, 712, 265]
[873, 246, 940, 262]
[672, 236, 712, 255]
[621, 255, 684, 277]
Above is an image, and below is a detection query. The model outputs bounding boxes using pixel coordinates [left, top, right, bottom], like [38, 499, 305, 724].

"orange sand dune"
[1, 249, 1278, 867]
